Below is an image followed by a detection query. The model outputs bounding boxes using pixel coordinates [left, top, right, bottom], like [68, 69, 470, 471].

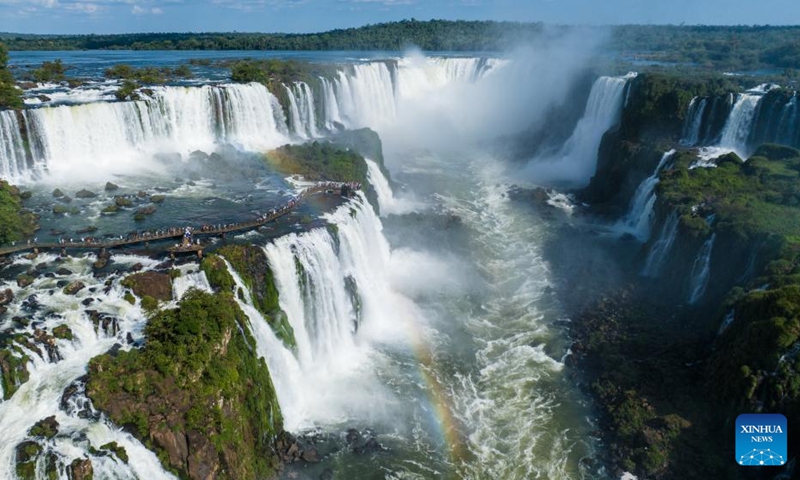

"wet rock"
[130, 262, 143, 272]
[114, 196, 133, 208]
[75, 189, 97, 199]
[21, 294, 39, 311]
[0, 305, 6, 316]
[16, 440, 41, 463]
[44, 272, 55, 278]
[151, 194, 166, 204]
[17, 274, 34, 288]
[29, 416, 59, 439]
[69, 458, 93, 480]
[35, 262, 47, 271]
[105, 182, 119, 191]
[53, 325, 74, 340]
[301, 448, 320, 462]
[101, 204, 119, 214]
[94, 251, 110, 270]
[76, 226, 98, 234]
[52, 188, 64, 198]
[53, 204, 78, 215]
[58, 195, 73, 204]
[0, 288, 13, 305]
[122, 271, 172, 301]
[55, 267, 72, 276]
[137, 190, 148, 198]
[19, 190, 32, 200]
[136, 205, 157, 216]
[56, 280, 69, 288]
[126, 332, 134, 344]
[63, 281, 86, 295]
[82, 298, 95, 306]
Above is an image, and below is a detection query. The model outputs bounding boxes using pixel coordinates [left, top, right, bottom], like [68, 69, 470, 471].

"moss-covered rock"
[29, 416, 59, 439]
[0, 348, 30, 399]
[121, 271, 173, 302]
[0, 181, 37, 245]
[217, 245, 295, 349]
[86, 290, 284, 480]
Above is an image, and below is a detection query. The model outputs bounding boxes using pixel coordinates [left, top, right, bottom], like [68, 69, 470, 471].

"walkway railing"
[0, 181, 361, 257]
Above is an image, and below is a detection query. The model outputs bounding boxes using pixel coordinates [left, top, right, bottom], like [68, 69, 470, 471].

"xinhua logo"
[735, 413, 787, 466]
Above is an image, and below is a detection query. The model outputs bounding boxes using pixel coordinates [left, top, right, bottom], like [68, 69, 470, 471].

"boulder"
[75, 189, 97, 199]
[105, 182, 119, 191]
[136, 205, 157, 215]
[63, 281, 86, 296]
[52, 188, 64, 198]
[101, 204, 119, 214]
[114, 196, 133, 208]
[69, 458, 93, 480]
[55, 268, 72, 276]
[122, 271, 172, 301]
[16, 274, 34, 288]
[0, 288, 13, 306]
[29, 416, 59, 439]
[150, 194, 166, 204]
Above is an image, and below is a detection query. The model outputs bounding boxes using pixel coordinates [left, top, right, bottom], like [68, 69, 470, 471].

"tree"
[0, 42, 22, 110]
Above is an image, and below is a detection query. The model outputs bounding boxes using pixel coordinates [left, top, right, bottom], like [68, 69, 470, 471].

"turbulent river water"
[0, 47, 625, 479]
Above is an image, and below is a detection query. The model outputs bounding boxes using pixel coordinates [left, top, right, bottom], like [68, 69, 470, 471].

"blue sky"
[1, 0, 799, 34]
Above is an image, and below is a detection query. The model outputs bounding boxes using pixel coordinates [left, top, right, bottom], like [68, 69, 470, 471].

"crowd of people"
[2, 181, 362, 251]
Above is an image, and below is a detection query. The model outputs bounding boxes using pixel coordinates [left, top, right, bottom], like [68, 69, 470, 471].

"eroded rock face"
[86, 291, 284, 480]
[0, 288, 13, 305]
[122, 271, 173, 301]
[69, 458, 93, 480]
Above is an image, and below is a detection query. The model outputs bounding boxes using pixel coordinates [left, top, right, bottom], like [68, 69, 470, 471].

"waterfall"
[365, 158, 417, 216]
[0, 254, 177, 480]
[718, 93, 761, 158]
[257, 193, 407, 430]
[641, 210, 679, 277]
[619, 149, 676, 241]
[284, 82, 319, 139]
[777, 93, 798, 145]
[0, 83, 290, 183]
[525, 73, 636, 187]
[0, 110, 30, 181]
[681, 97, 707, 146]
[688, 234, 716, 304]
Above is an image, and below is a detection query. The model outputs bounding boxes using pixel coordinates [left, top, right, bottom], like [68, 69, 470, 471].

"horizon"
[1, 0, 800, 36]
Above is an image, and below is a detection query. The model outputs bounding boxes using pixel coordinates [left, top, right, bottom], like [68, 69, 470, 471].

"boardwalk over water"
[0, 182, 360, 258]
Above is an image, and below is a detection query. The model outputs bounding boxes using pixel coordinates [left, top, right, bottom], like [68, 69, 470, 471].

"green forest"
[1, 20, 800, 70]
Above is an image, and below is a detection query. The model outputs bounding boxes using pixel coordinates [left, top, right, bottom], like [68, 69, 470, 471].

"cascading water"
[618, 150, 676, 241]
[0, 83, 289, 183]
[365, 158, 418, 216]
[688, 234, 716, 304]
[524, 73, 636, 187]
[642, 210, 679, 277]
[0, 254, 177, 480]
[681, 97, 707, 146]
[0, 110, 29, 181]
[718, 93, 761, 158]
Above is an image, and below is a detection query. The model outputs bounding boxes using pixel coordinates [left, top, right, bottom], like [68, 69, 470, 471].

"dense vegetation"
[0, 20, 540, 52]
[202, 245, 296, 349]
[0, 42, 22, 109]
[266, 141, 369, 186]
[104, 63, 193, 83]
[230, 58, 334, 91]
[3, 22, 800, 71]
[0, 181, 37, 245]
[572, 70, 800, 478]
[87, 289, 284, 480]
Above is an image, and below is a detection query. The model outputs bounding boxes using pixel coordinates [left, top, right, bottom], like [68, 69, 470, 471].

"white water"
[524, 73, 636, 187]
[0, 255, 176, 480]
[2, 83, 290, 183]
[0, 110, 30, 182]
[688, 234, 716, 304]
[718, 93, 761, 158]
[259, 193, 416, 430]
[642, 210, 680, 277]
[681, 97, 707, 146]
[618, 150, 676, 241]
[365, 158, 419, 216]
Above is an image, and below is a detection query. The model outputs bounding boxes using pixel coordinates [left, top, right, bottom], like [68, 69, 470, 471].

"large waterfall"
[0, 57, 505, 184]
[618, 149, 676, 241]
[525, 73, 636, 187]
[718, 93, 761, 157]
